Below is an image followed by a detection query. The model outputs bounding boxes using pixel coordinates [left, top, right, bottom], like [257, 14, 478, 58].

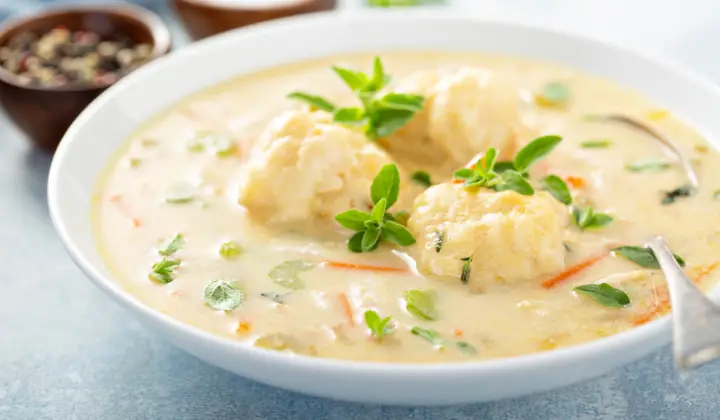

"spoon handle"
[647, 237, 720, 370]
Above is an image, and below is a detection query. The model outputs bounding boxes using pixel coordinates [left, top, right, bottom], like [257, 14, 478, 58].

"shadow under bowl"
[171, 0, 337, 41]
[0, 3, 172, 152]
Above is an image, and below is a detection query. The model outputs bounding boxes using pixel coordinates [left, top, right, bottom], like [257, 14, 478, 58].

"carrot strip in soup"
[564, 175, 586, 189]
[633, 263, 720, 325]
[108, 194, 142, 227]
[338, 293, 355, 325]
[325, 261, 408, 273]
[541, 252, 608, 289]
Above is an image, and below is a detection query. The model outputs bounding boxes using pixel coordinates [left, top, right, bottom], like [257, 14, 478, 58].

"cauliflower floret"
[379, 67, 532, 165]
[238, 110, 392, 225]
[408, 183, 569, 292]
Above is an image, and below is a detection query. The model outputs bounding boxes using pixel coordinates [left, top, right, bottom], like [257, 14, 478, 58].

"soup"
[93, 52, 720, 363]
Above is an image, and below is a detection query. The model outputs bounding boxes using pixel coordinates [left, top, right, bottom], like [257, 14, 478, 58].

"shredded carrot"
[541, 251, 608, 289]
[236, 321, 252, 335]
[109, 194, 142, 228]
[325, 261, 408, 273]
[452, 329, 464, 337]
[452, 179, 464, 184]
[338, 293, 355, 325]
[564, 175, 586, 189]
[691, 262, 720, 285]
[632, 264, 719, 325]
[633, 294, 670, 326]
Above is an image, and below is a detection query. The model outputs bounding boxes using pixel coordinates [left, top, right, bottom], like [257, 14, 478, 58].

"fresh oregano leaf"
[612, 245, 685, 269]
[370, 163, 401, 207]
[543, 175, 572, 205]
[268, 260, 314, 290]
[158, 233, 184, 256]
[514, 135, 563, 174]
[574, 283, 630, 308]
[287, 91, 336, 112]
[404, 289, 437, 320]
[204, 279, 244, 311]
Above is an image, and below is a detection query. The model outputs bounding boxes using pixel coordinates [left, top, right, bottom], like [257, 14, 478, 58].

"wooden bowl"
[0, 4, 172, 152]
[171, 0, 337, 41]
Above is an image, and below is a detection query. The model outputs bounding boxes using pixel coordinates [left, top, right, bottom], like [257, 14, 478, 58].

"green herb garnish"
[213, 135, 236, 158]
[394, 210, 410, 226]
[410, 326, 445, 348]
[571, 206, 613, 230]
[187, 138, 205, 153]
[433, 230, 444, 253]
[456, 341, 477, 355]
[404, 289, 437, 321]
[542, 175, 572, 205]
[268, 260, 314, 290]
[335, 163, 415, 252]
[662, 185, 692, 205]
[625, 158, 671, 173]
[411, 170, 432, 188]
[574, 283, 630, 308]
[204, 279, 244, 311]
[452, 136, 562, 196]
[164, 182, 198, 204]
[581, 139, 612, 148]
[260, 292, 288, 304]
[286, 92, 336, 112]
[514, 135, 563, 174]
[158, 233, 184, 256]
[453, 147, 533, 195]
[288, 57, 424, 140]
[364, 310, 394, 340]
[219, 241, 243, 260]
[460, 256, 472, 285]
[535, 82, 570, 107]
[714, 190, 720, 200]
[612, 245, 685, 269]
[149, 257, 180, 284]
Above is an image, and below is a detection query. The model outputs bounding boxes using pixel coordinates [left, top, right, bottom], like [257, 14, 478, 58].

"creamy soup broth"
[93, 52, 720, 362]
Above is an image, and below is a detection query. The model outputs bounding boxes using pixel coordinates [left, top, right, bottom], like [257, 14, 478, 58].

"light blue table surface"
[3, 1, 720, 419]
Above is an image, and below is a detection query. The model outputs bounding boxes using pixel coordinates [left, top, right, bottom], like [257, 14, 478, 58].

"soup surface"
[94, 52, 720, 363]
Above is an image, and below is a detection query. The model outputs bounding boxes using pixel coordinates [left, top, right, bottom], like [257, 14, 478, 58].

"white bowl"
[48, 12, 720, 405]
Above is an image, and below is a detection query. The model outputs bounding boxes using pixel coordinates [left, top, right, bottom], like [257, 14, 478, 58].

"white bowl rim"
[48, 10, 719, 379]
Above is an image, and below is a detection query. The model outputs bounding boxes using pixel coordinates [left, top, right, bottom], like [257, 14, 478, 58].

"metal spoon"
[587, 114, 699, 192]
[647, 237, 720, 370]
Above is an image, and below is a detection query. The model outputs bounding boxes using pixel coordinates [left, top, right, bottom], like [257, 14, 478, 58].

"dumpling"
[379, 67, 531, 166]
[238, 110, 393, 226]
[408, 183, 569, 292]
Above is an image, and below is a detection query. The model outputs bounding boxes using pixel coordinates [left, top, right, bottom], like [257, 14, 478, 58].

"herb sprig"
[149, 257, 180, 284]
[288, 56, 424, 140]
[571, 206, 614, 230]
[158, 233, 184, 256]
[364, 310, 394, 340]
[452, 135, 562, 196]
[410, 327, 477, 354]
[335, 163, 416, 252]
